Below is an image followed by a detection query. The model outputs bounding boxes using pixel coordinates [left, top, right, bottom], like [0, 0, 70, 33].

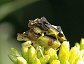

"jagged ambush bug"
[17, 17, 67, 49]
[28, 17, 67, 42]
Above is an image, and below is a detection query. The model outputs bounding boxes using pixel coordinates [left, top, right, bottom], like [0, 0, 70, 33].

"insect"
[17, 17, 67, 46]
[28, 17, 67, 43]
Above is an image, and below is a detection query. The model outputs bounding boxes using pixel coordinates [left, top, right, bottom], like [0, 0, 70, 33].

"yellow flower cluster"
[9, 39, 84, 64]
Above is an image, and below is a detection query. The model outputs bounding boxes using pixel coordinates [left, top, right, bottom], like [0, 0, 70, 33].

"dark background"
[2, 0, 84, 45]
[0, 0, 84, 64]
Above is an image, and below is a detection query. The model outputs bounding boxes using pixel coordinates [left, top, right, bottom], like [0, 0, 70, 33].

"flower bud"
[58, 41, 70, 64]
[17, 57, 27, 64]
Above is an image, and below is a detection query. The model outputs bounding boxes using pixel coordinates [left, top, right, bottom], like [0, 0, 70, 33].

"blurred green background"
[0, 0, 84, 64]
